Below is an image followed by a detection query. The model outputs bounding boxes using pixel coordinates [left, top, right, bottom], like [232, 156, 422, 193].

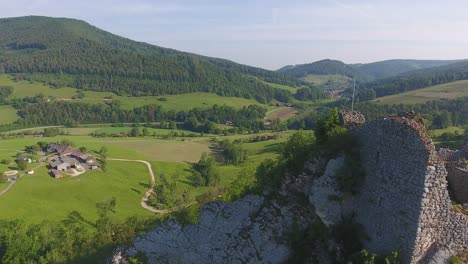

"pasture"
[0, 74, 269, 111]
[266, 107, 299, 121]
[0, 130, 286, 225]
[373, 80, 468, 105]
[0, 105, 18, 124]
[302, 74, 350, 88]
[0, 162, 153, 224]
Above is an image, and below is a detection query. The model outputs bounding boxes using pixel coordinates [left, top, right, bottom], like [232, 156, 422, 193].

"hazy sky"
[1, 0, 468, 70]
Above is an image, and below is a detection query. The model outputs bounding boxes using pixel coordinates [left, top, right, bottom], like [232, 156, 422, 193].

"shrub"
[450, 256, 462, 264]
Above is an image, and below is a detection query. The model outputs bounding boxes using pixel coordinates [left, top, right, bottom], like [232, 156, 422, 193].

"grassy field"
[259, 80, 298, 94]
[302, 74, 350, 88]
[373, 80, 468, 105]
[266, 107, 299, 121]
[0, 162, 153, 224]
[0, 74, 268, 111]
[0, 105, 19, 124]
[0, 130, 287, 225]
[429, 126, 466, 137]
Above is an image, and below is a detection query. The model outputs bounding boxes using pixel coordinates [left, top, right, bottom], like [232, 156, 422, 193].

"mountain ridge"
[0, 16, 303, 103]
[279, 58, 465, 81]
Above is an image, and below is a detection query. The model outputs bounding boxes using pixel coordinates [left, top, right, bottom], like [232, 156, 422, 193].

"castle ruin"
[353, 113, 468, 263]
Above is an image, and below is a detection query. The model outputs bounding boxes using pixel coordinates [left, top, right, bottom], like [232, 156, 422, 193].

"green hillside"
[0, 74, 266, 111]
[302, 74, 351, 90]
[352, 59, 461, 79]
[279, 59, 462, 81]
[357, 60, 468, 101]
[372, 80, 468, 105]
[0, 16, 302, 103]
[278, 59, 368, 80]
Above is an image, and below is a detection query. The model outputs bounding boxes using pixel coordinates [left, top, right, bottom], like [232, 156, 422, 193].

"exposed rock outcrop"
[309, 156, 345, 226]
[112, 179, 319, 263]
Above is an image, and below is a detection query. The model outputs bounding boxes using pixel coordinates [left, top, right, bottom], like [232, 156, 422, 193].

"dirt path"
[0, 179, 17, 196]
[107, 158, 174, 214]
[0, 159, 46, 197]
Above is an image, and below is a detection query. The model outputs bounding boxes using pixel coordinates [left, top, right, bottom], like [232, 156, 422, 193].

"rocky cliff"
[111, 166, 323, 264]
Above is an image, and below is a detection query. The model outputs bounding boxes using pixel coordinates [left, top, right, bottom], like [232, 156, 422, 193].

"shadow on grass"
[130, 188, 141, 194]
[138, 182, 150, 189]
[62, 211, 96, 229]
[256, 142, 281, 154]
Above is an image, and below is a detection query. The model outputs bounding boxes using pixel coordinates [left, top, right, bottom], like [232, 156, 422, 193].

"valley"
[0, 128, 289, 225]
[0, 14, 466, 264]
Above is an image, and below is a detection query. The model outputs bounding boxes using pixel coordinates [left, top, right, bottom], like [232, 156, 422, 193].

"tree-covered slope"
[352, 59, 462, 80]
[355, 60, 468, 101]
[0, 16, 303, 102]
[278, 59, 368, 80]
[279, 59, 463, 82]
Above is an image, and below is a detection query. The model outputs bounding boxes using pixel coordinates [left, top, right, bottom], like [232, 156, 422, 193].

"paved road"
[108, 158, 173, 214]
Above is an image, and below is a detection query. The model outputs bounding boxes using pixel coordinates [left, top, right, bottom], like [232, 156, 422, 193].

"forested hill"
[0, 16, 304, 103]
[279, 59, 461, 81]
[352, 59, 462, 80]
[355, 60, 468, 101]
[278, 59, 368, 80]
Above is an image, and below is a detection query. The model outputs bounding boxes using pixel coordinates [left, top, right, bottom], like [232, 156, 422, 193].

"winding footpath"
[107, 158, 173, 214]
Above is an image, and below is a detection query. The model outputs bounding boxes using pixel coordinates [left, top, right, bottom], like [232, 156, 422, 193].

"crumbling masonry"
[353, 113, 468, 263]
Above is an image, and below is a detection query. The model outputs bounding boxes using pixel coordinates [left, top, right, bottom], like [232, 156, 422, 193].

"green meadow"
[0, 129, 286, 225]
[0, 105, 18, 124]
[0, 74, 270, 111]
[373, 80, 468, 105]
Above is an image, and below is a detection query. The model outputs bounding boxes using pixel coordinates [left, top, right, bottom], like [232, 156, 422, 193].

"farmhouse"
[46, 143, 74, 156]
[51, 169, 63, 179]
[47, 143, 98, 177]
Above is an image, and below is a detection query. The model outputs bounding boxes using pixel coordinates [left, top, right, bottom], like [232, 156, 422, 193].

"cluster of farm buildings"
[46, 143, 98, 178]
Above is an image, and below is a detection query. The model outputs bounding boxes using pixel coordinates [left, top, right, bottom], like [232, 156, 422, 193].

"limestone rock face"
[309, 156, 345, 226]
[114, 193, 315, 264]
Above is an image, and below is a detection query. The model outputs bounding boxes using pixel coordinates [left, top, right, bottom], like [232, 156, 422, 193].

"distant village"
[46, 143, 98, 178]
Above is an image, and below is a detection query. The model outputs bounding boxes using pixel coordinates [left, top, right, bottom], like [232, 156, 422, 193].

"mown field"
[373, 80, 468, 105]
[266, 107, 299, 121]
[0, 163, 153, 224]
[0, 105, 18, 124]
[0, 130, 289, 225]
[302, 74, 350, 88]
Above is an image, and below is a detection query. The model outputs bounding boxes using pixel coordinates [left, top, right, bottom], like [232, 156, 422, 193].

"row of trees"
[12, 101, 267, 132]
[0, 198, 150, 263]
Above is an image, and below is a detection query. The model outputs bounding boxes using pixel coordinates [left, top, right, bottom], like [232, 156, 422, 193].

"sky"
[1, 0, 468, 70]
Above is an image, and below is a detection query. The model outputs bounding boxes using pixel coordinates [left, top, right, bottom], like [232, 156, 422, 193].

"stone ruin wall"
[447, 164, 468, 203]
[353, 114, 468, 264]
[339, 110, 365, 129]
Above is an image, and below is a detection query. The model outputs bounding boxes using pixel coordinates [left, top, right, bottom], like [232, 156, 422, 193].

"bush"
[450, 256, 462, 264]
[173, 204, 200, 225]
[279, 130, 316, 173]
[348, 249, 401, 264]
[315, 107, 347, 144]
